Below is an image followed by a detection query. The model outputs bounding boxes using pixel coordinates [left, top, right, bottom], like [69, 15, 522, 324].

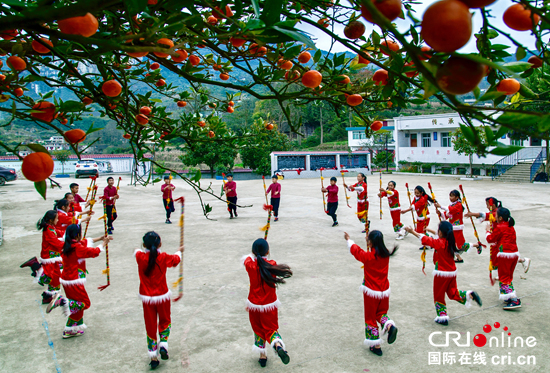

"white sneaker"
[522, 258, 531, 273]
[395, 233, 405, 240]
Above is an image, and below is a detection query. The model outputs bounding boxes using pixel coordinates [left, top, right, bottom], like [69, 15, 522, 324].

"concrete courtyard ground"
[0, 174, 548, 373]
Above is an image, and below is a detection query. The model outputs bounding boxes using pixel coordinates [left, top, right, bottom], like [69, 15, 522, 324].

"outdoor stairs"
[496, 162, 533, 183]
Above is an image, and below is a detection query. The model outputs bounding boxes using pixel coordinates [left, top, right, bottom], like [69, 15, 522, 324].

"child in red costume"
[134, 232, 182, 369]
[47, 224, 111, 338]
[485, 208, 522, 309]
[435, 190, 475, 263]
[378, 181, 406, 239]
[405, 222, 482, 325]
[344, 173, 369, 233]
[242, 238, 292, 367]
[401, 185, 433, 237]
[344, 230, 398, 356]
[54, 199, 91, 234]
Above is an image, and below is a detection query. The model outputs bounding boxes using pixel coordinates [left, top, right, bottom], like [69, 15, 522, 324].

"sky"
[300, 0, 539, 56]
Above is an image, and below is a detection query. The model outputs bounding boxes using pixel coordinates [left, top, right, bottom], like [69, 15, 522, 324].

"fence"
[491, 147, 544, 180]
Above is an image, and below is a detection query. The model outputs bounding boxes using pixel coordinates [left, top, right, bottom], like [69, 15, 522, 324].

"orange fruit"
[227, 106, 234, 113]
[14, 87, 24, 97]
[189, 55, 200, 66]
[198, 120, 206, 127]
[279, 60, 293, 70]
[371, 121, 383, 131]
[136, 114, 149, 125]
[32, 38, 53, 54]
[207, 16, 218, 25]
[249, 43, 267, 56]
[266, 123, 274, 130]
[64, 129, 87, 144]
[22, 152, 54, 182]
[387, 101, 393, 108]
[228, 101, 235, 106]
[419, 46, 432, 60]
[358, 52, 371, 64]
[172, 50, 188, 62]
[346, 94, 363, 106]
[318, 18, 330, 28]
[0, 29, 18, 40]
[58, 13, 98, 37]
[127, 51, 149, 58]
[7, 56, 26, 71]
[285, 70, 301, 81]
[458, 0, 496, 8]
[177, 101, 187, 107]
[338, 75, 351, 84]
[421, 0, 472, 53]
[380, 40, 400, 56]
[213, 5, 233, 19]
[528, 56, 543, 68]
[82, 97, 93, 105]
[102, 80, 122, 97]
[31, 101, 57, 123]
[148, 0, 158, 4]
[59, 118, 69, 125]
[230, 37, 246, 47]
[150, 62, 160, 70]
[220, 73, 230, 80]
[404, 62, 418, 77]
[0, 74, 5, 82]
[361, 0, 402, 24]
[156, 79, 166, 87]
[208, 102, 217, 109]
[302, 70, 323, 88]
[154, 38, 174, 58]
[298, 51, 312, 64]
[373, 69, 389, 86]
[140, 106, 152, 115]
[435, 56, 485, 95]
[496, 78, 520, 95]
[123, 133, 131, 139]
[208, 130, 215, 138]
[344, 20, 366, 39]
[503, 4, 540, 31]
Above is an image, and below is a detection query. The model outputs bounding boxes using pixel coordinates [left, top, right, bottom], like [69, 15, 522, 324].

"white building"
[347, 119, 396, 151]
[40, 136, 71, 151]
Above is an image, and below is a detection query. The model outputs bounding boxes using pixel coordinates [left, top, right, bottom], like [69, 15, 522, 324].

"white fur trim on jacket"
[497, 251, 520, 259]
[33, 267, 44, 283]
[499, 291, 517, 301]
[246, 299, 281, 312]
[417, 215, 429, 221]
[240, 254, 255, 267]
[389, 206, 401, 211]
[148, 350, 158, 358]
[432, 270, 457, 278]
[86, 238, 94, 247]
[354, 186, 364, 193]
[96, 243, 104, 252]
[174, 251, 182, 259]
[39, 256, 62, 265]
[133, 249, 140, 258]
[64, 323, 87, 332]
[417, 234, 426, 243]
[139, 290, 172, 304]
[60, 278, 86, 286]
[252, 345, 267, 354]
[439, 206, 449, 212]
[347, 239, 355, 251]
[358, 198, 369, 203]
[363, 338, 382, 347]
[465, 290, 473, 308]
[62, 299, 70, 317]
[77, 258, 86, 265]
[360, 285, 391, 299]
[477, 213, 486, 224]
[452, 225, 464, 231]
[435, 315, 450, 323]
[270, 337, 286, 352]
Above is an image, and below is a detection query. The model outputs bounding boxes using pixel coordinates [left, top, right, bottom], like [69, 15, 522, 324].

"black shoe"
[258, 357, 267, 367]
[234, 212, 238, 217]
[387, 325, 398, 344]
[332, 222, 339, 227]
[20, 257, 39, 268]
[369, 346, 383, 356]
[229, 216, 234, 219]
[470, 291, 482, 307]
[455, 259, 464, 263]
[276, 346, 290, 365]
[503, 299, 521, 310]
[150, 359, 160, 369]
[165, 219, 172, 224]
[159, 347, 169, 360]
[436, 319, 449, 326]
[107, 229, 113, 235]
[41, 292, 53, 304]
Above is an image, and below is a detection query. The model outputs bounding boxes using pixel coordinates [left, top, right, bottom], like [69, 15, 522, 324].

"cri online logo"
[429, 321, 537, 348]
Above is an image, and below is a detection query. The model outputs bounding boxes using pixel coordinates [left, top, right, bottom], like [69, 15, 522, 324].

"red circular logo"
[473, 334, 487, 347]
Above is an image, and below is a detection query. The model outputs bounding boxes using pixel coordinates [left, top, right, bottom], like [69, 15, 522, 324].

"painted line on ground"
[36, 297, 62, 373]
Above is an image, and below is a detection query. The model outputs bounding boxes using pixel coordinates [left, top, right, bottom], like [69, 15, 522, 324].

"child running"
[321, 176, 339, 226]
[435, 190, 475, 263]
[484, 208, 522, 309]
[224, 174, 238, 219]
[401, 186, 433, 246]
[378, 181, 406, 239]
[161, 175, 176, 224]
[47, 224, 111, 338]
[135, 231, 182, 369]
[405, 222, 482, 325]
[266, 175, 281, 222]
[103, 176, 119, 234]
[242, 238, 292, 367]
[344, 230, 398, 356]
[343, 173, 368, 233]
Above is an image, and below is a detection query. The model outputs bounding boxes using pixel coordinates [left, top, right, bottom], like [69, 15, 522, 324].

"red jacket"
[243, 255, 280, 312]
[61, 240, 102, 286]
[56, 210, 79, 233]
[440, 200, 464, 230]
[40, 225, 64, 265]
[348, 240, 390, 298]
[486, 222, 518, 257]
[349, 181, 368, 203]
[420, 234, 457, 277]
[71, 201, 83, 213]
[135, 250, 181, 303]
[224, 181, 237, 198]
[103, 185, 118, 206]
[381, 190, 400, 210]
[412, 195, 430, 221]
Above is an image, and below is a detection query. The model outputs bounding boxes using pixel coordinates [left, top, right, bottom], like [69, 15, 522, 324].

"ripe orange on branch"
[7, 56, 26, 71]
[435, 56, 485, 95]
[102, 79, 122, 97]
[14, 87, 24, 97]
[337, 75, 351, 84]
[496, 79, 520, 95]
[172, 50, 188, 62]
[371, 121, 383, 131]
[58, 13, 99, 37]
[361, 0, 403, 24]
[298, 51, 312, 64]
[154, 38, 174, 58]
[266, 123, 274, 130]
[0, 29, 18, 40]
[528, 56, 543, 68]
[189, 55, 201, 66]
[346, 94, 363, 106]
[136, 114, 149, 125]
[177, 101, 187, 107]
[230, 37, 247, 48]
[421, 0, 472, 53]
[22, 152, 54, 182]
[344, 21, 366, 39]
[220, 73, 230, 80]
[32, 38, 53, 54]
[380, 40, 400, 56]
[140, 106, 152, 115]
[503, 4, 540, 31]
[31, 101, 57, 122]
[373, 69, 389, 86]
[302, 70, 323, 88]
[64, 129, 87, 144]
[150, 63, 160, 70]
[156, 79, 166, 87]
[208, 131, 215, 138]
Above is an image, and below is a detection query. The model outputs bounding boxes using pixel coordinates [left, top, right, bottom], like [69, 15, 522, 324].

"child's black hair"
[142, 231, 161, 276]
[54, 199, 70, 211]
[438, 221, 458, 257]
[496, 207, 515, 227]
[63, 224, 82, 256]
[271, 175, 278, 179]
[358, 173, 366, 182]
[388, 180, 396, 188]
[485, 197, 502, 209]
[37, 210, 58, 231]
[163, 175, 170, 180]
[69, 183, 79, 190]
[226, 174, 233, 178]
[330, 176, 337, 182]
[368, 230, 398, 258]
[107, 176, 114, 182]
[415, 185, 434, 204]
[450, 190, 464, 211]
[251, 238, 292, 287]
[64, 192, 73, 200]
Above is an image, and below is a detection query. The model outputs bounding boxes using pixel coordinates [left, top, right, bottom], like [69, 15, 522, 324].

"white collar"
[57, 209, 68, 215]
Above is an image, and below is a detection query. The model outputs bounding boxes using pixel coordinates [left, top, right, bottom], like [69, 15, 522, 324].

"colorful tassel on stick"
[173, 196, 185, 302]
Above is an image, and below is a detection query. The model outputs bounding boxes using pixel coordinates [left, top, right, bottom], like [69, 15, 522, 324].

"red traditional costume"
[412, 195, 430, 234]
[348, 181, 368, 224]
[486, 222, 519, 300]
[56, 209, 80, 234]
[418, 234, 474, 322]
[478, 209, 499, 271]
[438, 200, 474, 252]
[36, 225, 65, 298]
[347, 239, 395, 346]
[242, 254, 285, 354]
[135, 249, 181, 357]
[380, 190, 404, 234]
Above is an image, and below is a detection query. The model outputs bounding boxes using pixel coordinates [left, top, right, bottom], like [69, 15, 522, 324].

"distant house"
[347, 119, 396, 152]
[40, 136, 71, 151]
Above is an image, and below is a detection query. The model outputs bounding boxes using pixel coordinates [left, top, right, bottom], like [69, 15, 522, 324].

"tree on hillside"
[52, 149, 70, 174]
[240, 118, 290, 176]
[180, 140, 237, 178]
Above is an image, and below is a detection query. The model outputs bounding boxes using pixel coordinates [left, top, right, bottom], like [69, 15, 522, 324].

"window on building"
[352, 131, 366, 140]
[441, 132, 451, 147]
[422, 133, 431, 147]
[510, 139, 522, 146]
[530, 137, 542, 146]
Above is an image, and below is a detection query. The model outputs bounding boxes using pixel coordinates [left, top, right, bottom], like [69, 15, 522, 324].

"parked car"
[75, 159, 99, 178]
[0, 166, 17, 186]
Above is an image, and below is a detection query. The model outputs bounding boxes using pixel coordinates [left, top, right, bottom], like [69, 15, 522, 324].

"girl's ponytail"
[368, 230, 398, 258]
[415, 185, 434, 204]
[439, 221, 457, 256]
[252, 238, 292, 287]
[486, 197, 502, 209]
[63, 224, 82, 256]
[37, 210, 58, 231]
[143, 231, 161, 276]
[496, 207, 515, 227]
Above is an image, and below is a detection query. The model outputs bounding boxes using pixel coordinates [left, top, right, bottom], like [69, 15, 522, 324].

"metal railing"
[530, 148, 547, 181]
[491, 147, 544, 180]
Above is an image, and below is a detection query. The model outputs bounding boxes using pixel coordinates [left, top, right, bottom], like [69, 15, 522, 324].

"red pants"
[390, 210, 403, 231]
[143, 300, 172, 356]
[363, 294, 392, 344]
[453, 230, 465, 248]
[42, 262, 61, 287]
[433, 275, 467, 319]
[416, 218, 430, 234]
[63, 283, 90, 324]
[497, 255, 518, 286]
[357, 202, 369, 223]
[249, 309, 281, 350]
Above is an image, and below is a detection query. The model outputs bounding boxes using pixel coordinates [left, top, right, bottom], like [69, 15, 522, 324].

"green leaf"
[246, 19, 265, 30]
[272, 26, 315, 48]
[283, 45, 303, 60]
[473, 86, 480, 99]
[313, 49, 322, 64]
[501, 61, 532, 73]
[34, 180, 47, 200]
[251, 0, 261, 17]
[153, 177, 161, 183]
[422, 76, 439, 99]
[371, 30, 380, 46]
[260, 0, 283, 26]
[516, 46, 526, 61]
[26, 144, 50, 155]
[477, 90, 505, 102]
[125, 0, 148, 15]
[150, 98, 162, 103]
[497, 112, 547, 128]
[484, 126, 494, 142]
[409, 98, 426, 104]
[518, 84, 537, 99]
[487, 29, 499, 39]
[459, 124, 476, 143]
[42, 91, 54, 99]
[489, 143, 523, 156]
[60, 100, 85, 112]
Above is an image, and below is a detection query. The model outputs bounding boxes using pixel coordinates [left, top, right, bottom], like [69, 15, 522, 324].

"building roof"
[272, 151, 370, 155]
[0, 153, 151, 161]
[346, 126, 395, 131]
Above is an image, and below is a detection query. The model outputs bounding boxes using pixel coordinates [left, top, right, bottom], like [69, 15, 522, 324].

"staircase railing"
[530, 148, 547, 181]
[491, 147, 543, 180]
